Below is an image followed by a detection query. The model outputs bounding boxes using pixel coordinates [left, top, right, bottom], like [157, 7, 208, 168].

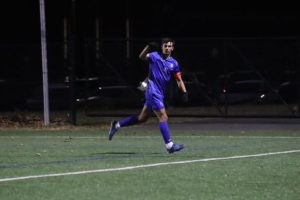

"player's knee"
[139, 117, 148, 123]
[138, 115, 148, 123]
[160, 115, 168, 121]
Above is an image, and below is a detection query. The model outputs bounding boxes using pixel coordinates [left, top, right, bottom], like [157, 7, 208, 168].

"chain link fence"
[0, 37, 299, 123]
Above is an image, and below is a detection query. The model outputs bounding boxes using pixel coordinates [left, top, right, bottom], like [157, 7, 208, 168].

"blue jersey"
[147, 52, 180, 98]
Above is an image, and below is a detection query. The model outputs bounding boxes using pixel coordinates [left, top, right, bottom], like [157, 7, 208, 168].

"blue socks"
[118, 116, 172, 146]
[119, 115, 139, 127]
[159, 121, 172, 144]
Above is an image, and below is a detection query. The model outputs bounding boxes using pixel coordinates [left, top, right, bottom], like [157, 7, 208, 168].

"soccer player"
[108, 37, 188, 153]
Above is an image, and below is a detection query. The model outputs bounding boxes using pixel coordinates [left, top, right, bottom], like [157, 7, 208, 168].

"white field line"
[0, 149, 300, 183]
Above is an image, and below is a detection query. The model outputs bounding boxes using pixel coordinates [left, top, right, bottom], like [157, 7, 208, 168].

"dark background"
[1, 1, 299, 42]
[0, 0, 299, 113]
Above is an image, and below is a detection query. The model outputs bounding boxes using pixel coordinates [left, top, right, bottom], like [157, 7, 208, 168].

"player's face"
[161, 42, 174, 56]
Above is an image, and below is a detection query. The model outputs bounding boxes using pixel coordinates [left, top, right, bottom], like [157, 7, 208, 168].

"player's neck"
[162, 53, 171, 59]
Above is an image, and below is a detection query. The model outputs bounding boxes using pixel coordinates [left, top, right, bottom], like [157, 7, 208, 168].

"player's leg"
[108, 105, 151, 140]
[153, 108, 170, 144]
[138, 105, 152, 122]
[153, 108, 184, 153]
[108, 114, 138, 140]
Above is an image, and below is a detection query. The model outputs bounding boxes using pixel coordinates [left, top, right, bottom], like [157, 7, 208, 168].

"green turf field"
[0, 129, 300, 200]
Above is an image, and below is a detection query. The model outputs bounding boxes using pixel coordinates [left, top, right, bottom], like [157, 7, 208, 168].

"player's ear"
[170, 46, 174, 52]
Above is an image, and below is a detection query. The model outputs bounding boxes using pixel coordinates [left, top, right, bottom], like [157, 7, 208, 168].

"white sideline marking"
[1, 149, 300, 183]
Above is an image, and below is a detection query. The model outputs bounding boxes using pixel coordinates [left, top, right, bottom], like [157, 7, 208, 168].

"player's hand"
[137, 81, 147, 92]
[148, 42, 159, 52]
[181, 92, 189, 103]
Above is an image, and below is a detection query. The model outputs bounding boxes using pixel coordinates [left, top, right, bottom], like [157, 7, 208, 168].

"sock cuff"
[159, 121, 168, 126]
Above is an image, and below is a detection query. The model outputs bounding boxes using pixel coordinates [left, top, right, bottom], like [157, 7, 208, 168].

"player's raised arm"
[139, 42, 159, 61]
[139, 45, 150, 61]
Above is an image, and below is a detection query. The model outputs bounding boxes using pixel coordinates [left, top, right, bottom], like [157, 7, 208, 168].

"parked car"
[87, 85, 144, 108]
[217, 80, 270, 104]
[26, 83, 71, 110]
[25, 77, 101, 110]
[278, 81, 299, 104]
[215, 70, 277, 105]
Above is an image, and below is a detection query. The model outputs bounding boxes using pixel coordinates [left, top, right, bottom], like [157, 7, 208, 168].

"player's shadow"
[90, 152, 162, 157]
[95, 152, 137, 155]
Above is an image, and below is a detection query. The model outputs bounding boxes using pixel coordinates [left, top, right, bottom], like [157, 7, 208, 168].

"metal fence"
[0, 37, 299, 119]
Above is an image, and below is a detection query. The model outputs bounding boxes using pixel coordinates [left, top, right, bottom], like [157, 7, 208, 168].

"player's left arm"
[175, 72, 187, 93]
[175, 72, 189, 103]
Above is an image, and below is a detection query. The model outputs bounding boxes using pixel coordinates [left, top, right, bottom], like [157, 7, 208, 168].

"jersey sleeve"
[173, 59, 180, 73]
[148, 52, 156, 63]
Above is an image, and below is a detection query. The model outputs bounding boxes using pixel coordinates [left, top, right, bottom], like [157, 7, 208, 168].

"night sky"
[1, 1, 299, 43]
[0, 1, 299, 81]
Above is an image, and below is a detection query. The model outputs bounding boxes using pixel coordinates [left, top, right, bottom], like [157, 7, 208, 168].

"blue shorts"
[144, 91, 165, 110]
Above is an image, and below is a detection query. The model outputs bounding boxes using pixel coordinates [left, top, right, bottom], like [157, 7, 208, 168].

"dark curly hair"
[161, 37, 175, 46]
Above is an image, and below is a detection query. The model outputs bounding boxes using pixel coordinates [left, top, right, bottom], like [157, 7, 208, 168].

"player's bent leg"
[138, 105, 151, 123]
[108, 109, 150, 141]
[119, 115, 139, 127]
[108, 115, 138, 140]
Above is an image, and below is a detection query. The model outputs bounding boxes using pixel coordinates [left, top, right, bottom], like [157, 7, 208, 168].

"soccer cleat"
[108, 121, 118, 140]
[167, 143, 184, 154]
